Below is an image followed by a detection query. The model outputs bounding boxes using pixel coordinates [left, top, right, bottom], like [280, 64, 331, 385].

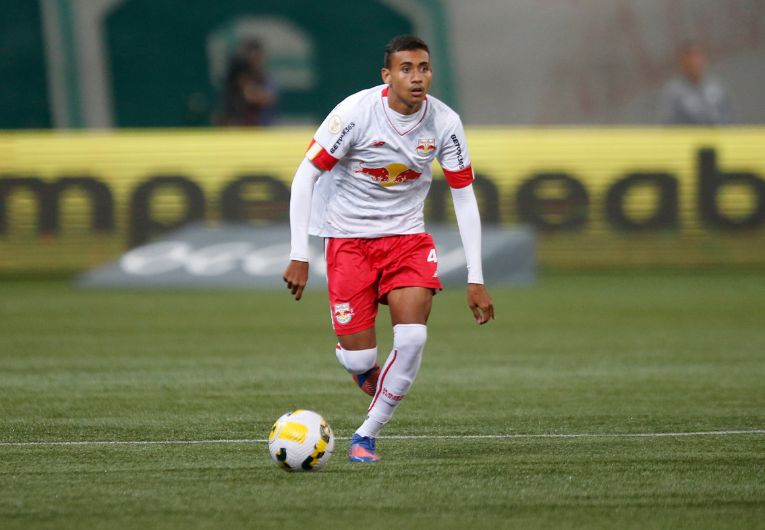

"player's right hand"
[283, 260, 310, 301]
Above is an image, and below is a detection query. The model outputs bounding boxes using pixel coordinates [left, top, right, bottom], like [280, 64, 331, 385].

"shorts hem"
[334, 323, 376, 336]
[378, 281, 443, 302]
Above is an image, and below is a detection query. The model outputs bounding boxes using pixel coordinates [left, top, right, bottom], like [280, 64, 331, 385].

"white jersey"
[305, 84, 474, 238]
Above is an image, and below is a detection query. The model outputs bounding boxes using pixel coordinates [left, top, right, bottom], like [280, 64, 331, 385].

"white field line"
[0, 430, 763, 448]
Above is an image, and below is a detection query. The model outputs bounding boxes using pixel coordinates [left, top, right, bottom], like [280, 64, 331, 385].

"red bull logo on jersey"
[416, 138, 436, 155]
[355, 163, 422, 187]
[333, 303, 354, 325]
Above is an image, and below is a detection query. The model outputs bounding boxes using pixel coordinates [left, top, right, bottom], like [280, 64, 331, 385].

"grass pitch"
[1, 272, 764, 529]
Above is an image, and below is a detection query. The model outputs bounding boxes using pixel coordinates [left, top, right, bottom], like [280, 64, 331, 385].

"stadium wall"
[3, 1, 764, 129]
[1, 128, 764, 273]
[446, 0, 765, 125]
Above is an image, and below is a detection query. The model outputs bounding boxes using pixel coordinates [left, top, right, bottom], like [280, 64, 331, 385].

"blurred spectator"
[660, 42, 732, 125]
[214, 39, 278, 126]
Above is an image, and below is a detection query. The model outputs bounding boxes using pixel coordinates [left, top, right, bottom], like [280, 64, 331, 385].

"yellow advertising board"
[1, 128, 764, 272]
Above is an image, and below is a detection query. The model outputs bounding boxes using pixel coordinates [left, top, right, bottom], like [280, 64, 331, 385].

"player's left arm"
[438, 116, 495, 325]
[451, 184, 495, 325]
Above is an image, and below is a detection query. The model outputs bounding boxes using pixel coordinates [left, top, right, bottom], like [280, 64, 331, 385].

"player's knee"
[335, 344, 377, 374]
[393, 323, 428, 357]
[380, 324, 428, 398]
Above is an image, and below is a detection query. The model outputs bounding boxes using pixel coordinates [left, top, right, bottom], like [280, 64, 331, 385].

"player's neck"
[387, 100, 424, 119]
[387, 96, 423, 116]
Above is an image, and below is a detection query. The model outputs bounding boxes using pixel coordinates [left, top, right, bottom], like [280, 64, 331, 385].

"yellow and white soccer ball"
[268, 409, 335, 471]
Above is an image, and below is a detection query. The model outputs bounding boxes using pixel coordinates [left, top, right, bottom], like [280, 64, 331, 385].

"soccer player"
[283, 35, 494, 463]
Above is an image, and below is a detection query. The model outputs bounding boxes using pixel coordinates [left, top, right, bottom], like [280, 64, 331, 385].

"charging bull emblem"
[334, 303, 354, 325]
[416, 138, 436, 155]
[355, 163, 422, 187]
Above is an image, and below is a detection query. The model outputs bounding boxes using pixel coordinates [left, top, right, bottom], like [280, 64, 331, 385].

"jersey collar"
[380, 86, 428, 136]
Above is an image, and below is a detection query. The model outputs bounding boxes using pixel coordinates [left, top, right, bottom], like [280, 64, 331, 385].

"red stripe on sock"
[368, 350, 397, 413]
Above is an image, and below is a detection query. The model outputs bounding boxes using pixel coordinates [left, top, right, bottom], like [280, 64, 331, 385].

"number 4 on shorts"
[427, 248, 438, 263]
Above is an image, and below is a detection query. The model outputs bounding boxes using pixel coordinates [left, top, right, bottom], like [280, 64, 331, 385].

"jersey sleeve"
[437, 114, 474, 189]
[305, 98, 359, 171]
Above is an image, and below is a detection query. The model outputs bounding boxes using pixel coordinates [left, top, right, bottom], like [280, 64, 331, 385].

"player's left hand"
[467, 283, 495, 325]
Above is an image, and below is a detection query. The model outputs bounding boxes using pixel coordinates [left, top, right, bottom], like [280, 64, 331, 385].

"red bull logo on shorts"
[333, 303, 354, 325]
[355, 163, 422, 187]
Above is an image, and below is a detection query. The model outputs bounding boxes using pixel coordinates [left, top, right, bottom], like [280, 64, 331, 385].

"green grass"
[1, 272, 764, 529]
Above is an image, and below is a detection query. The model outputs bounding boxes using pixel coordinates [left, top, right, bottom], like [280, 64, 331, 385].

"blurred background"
[1, 0, 764, 280]
[5, 0, 765, 128]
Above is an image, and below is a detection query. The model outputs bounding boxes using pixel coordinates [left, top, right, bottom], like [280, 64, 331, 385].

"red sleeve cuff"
[443, 165, 474, 189]
[305, 139, 339, 171]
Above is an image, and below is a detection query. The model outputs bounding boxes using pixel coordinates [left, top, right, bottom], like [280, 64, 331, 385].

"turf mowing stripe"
[1, 429, 763, 447]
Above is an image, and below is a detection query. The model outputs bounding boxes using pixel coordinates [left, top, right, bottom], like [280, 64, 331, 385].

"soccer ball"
[268, 409, 335, 471]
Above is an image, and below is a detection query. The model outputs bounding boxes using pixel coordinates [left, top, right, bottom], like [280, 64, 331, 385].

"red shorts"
[326, 233, 442, 335]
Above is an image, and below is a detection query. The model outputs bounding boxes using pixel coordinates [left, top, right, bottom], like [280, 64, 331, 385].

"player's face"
[382, 49, 432, 115]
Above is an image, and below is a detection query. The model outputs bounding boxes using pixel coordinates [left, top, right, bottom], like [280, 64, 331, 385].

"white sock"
[335, 344, 377, 375]
[356, 324, 427, 438]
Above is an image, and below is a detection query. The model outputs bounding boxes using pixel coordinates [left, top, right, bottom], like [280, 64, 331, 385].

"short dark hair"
[383, 35, 430, 69]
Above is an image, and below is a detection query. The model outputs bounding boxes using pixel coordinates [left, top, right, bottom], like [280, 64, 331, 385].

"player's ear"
[381, 68, 390, 85]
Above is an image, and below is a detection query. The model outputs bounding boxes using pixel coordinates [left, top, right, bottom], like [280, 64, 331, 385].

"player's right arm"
[283, 98, 359, 300]
[283, 157, 324, 301]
